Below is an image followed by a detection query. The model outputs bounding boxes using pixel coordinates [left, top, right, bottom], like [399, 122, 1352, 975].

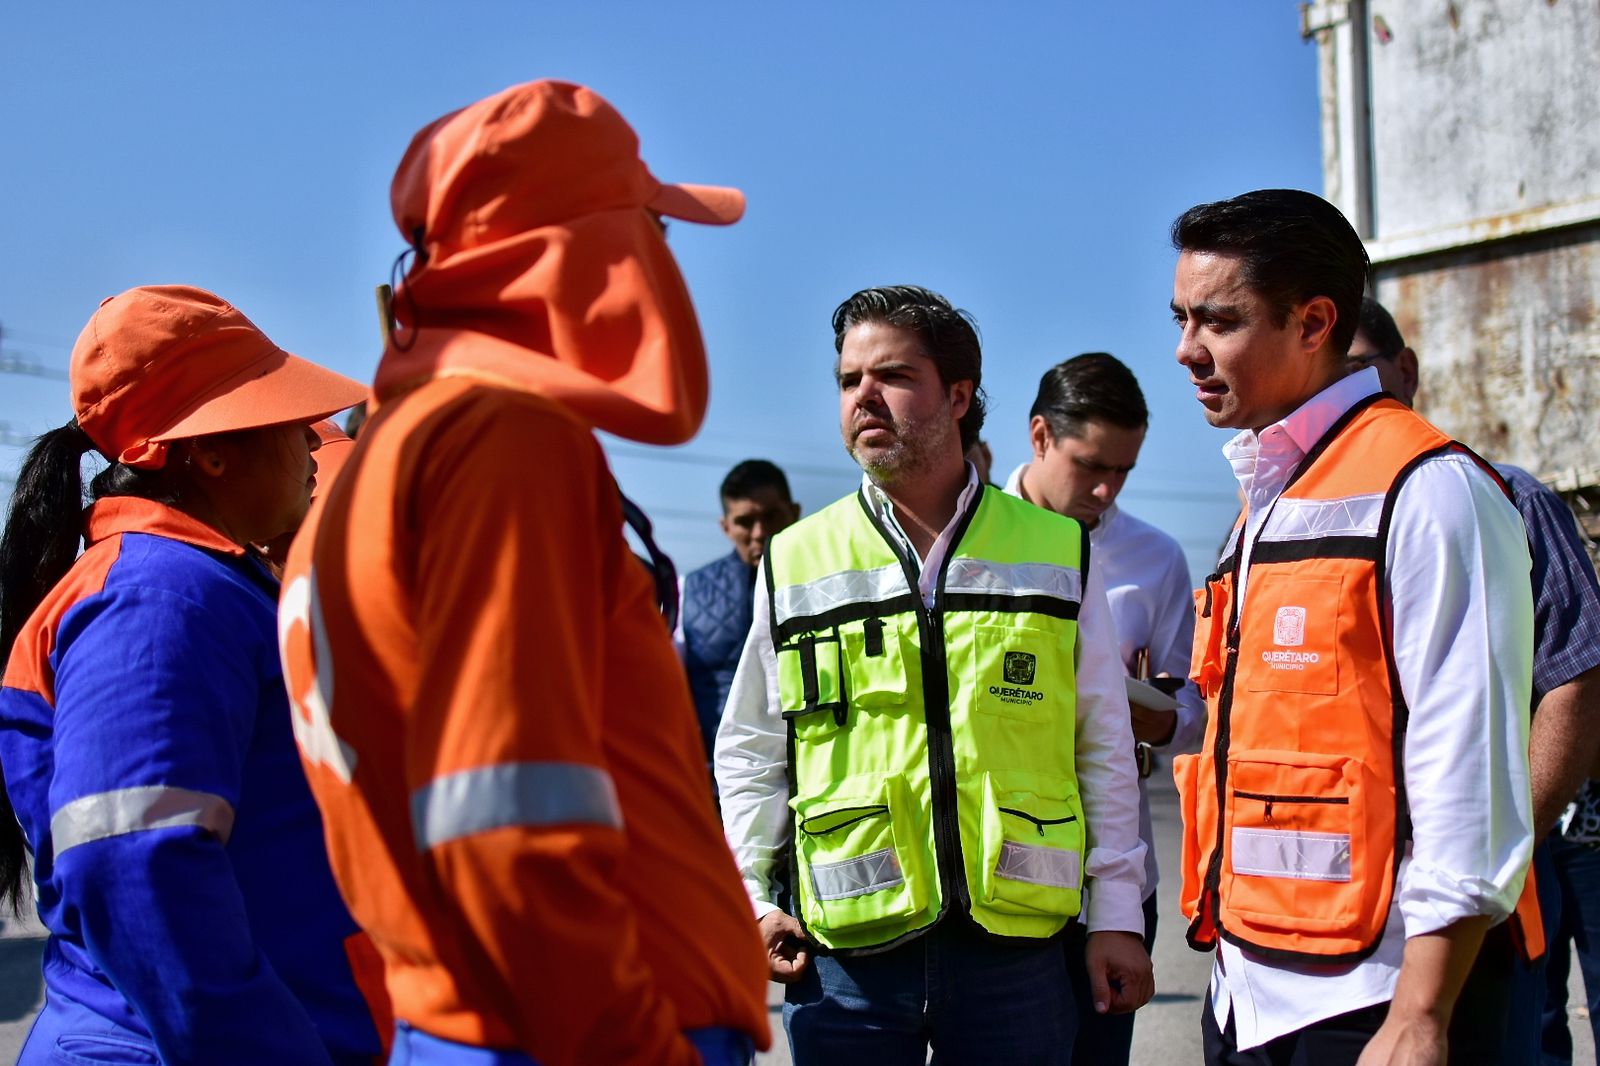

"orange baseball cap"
[391, 79, 744, 262]
[71, 286, 369, 469]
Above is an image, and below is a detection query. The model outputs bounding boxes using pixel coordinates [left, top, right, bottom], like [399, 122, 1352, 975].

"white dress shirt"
[1003, 464, 1206, 900]
[714, 464, 1149, 936]
[1209, 368, 1535, 1050]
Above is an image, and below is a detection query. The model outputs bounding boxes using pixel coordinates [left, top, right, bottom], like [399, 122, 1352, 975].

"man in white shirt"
[1168, 189, 1536, 1066]
[715, 285, 1152, 1064]
[1004, 351, 1205, 1064]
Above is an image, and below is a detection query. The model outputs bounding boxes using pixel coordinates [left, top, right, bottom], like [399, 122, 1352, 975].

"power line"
[606, 442, 855, 481]
[0, 354, 70, 381]
[0, 422, 37, 448]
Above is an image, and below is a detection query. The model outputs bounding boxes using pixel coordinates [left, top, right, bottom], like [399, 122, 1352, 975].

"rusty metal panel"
[1365, 0, 1600, 243]
[1375, 223, 1600, 475]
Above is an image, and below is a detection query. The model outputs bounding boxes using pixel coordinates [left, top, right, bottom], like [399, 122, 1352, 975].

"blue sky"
[0, 3, 1323, 578]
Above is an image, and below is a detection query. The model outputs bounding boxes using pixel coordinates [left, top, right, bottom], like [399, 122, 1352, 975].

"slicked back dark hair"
[1171, 189, 1370, 357]
[1356, 296, 1407, 356]
[719, 459, 792, 509]
[831, 285, 987, 452]
[1029, 352, 1149, 440]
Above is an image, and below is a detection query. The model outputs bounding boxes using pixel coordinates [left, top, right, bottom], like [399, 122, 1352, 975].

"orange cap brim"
[648, 182, 745, 226]
[150, 348, 369, 442]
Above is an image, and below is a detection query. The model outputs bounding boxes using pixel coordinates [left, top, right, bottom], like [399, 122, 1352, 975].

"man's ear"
[1028, 415, 1054, 461]
[947, 379, 973, 424]
[1397, 347, 1421, 404]
[1298, 295, 1339, 356]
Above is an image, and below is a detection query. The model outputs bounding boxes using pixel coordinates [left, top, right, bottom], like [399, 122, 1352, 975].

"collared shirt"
[1003, 466, 1206, 899]
[714, 464, 1149, 936]
[1493, 464, 1600, 702]
[1209, 368, 1535, 1049]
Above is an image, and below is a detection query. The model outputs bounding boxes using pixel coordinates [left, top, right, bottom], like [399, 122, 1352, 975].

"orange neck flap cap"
[375, 79, 744, 446]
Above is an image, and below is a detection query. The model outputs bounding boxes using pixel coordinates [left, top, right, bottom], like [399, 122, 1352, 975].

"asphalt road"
[0, 777, 1593, 1063]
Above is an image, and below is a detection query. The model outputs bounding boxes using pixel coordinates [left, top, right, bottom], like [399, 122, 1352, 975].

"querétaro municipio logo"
[1003, 651, 1037, 686]
[1273, 606, 1307, 647]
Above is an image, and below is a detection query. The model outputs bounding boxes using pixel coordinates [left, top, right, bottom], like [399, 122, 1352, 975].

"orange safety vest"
[1177, 395, 1543, 964]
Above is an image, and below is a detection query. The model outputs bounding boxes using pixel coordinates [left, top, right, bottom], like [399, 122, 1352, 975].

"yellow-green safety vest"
[766, 483, 1087, 952]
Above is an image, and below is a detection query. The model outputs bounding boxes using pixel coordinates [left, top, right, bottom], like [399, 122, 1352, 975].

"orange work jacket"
[1176, 395, 1543, 964]
[278, 378, 769, 1064]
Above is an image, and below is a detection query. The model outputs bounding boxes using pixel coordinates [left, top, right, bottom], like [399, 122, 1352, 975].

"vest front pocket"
[1173, 752, 1204, 923]
[970, 624, 1068, 724]
[976, 769, 1084, 918]
[1220, 749, 1389, 946]
[794, 774, 929, 935]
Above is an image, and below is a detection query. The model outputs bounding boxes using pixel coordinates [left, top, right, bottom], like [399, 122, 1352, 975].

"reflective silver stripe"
[996, 840, 1082, 890]
[410, 761, 622, 852]
[1257, 493, 1386, 543]
[944, 559, 1082, 603]
[772, 564, 908, 625]
[1231, 827, 1352, 882]
[810, 847, 904, 900]
[1221, 523, 1243, 561]
[51, 786, 234, 856]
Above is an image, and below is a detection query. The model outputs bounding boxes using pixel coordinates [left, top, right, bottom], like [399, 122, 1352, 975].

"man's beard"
[848, 410, 955, 487]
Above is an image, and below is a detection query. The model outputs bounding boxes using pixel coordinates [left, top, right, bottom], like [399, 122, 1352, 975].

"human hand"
[1084, 930, 1154, 1014]
[1354, 1010, 1446, 1066]
[758, 910, 812, 983]
[1130, 705, 1177, 744]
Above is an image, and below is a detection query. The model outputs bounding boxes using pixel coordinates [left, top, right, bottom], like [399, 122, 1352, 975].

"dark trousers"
[1202, 1002, 1387, 1066]
[784, 918, 1076, 1065]
[1541, 834, 1600, 1064]
[1062, 892, 1159, 1065]
[1203, 917, 1517, 1066]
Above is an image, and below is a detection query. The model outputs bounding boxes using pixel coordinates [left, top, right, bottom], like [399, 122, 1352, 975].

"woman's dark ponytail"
[0, 418, 95, 914]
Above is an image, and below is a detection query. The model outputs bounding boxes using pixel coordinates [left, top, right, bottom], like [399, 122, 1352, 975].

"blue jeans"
[388, 1021, 754, 1065]
[1541, 834, 1600, 1064]
[783, 918, 1076, 1065]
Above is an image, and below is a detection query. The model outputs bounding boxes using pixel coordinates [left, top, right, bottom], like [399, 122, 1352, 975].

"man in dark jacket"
[678, 460, 801, 760]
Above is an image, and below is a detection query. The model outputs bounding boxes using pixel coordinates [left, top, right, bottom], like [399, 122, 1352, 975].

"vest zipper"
[1233, 790, 1348, 825]
[854, 485, 983, 931]
[921, 607, 970, 916]
[999, 807, 1078, 837]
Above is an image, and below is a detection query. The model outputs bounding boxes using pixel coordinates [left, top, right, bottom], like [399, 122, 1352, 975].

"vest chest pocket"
[977, 769, 1084, 918]
[1240, 572, 1342, 697]
[778, 630, 846, 740]
[839, 617, 914, 709]
[793, 774, 929, 934]
[970, 624, 1069, 724]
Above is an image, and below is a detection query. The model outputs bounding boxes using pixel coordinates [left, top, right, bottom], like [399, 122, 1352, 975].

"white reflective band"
[1231, 827, 1352, 882]
[1258, 493, 1385, 543]
[51, 786, 234, 856]
[773, 564, 909, 624]
[1222, 523, 1243, 561]
[996, 840, 1082, 890]
[810, 847, 905, 900]
[411, 761, 622, 852]
[944, 559, 1082, 603]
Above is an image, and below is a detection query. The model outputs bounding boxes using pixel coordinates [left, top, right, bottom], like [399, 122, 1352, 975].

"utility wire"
[0, 354, 70, 381]
[0, 423, 37, 448]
